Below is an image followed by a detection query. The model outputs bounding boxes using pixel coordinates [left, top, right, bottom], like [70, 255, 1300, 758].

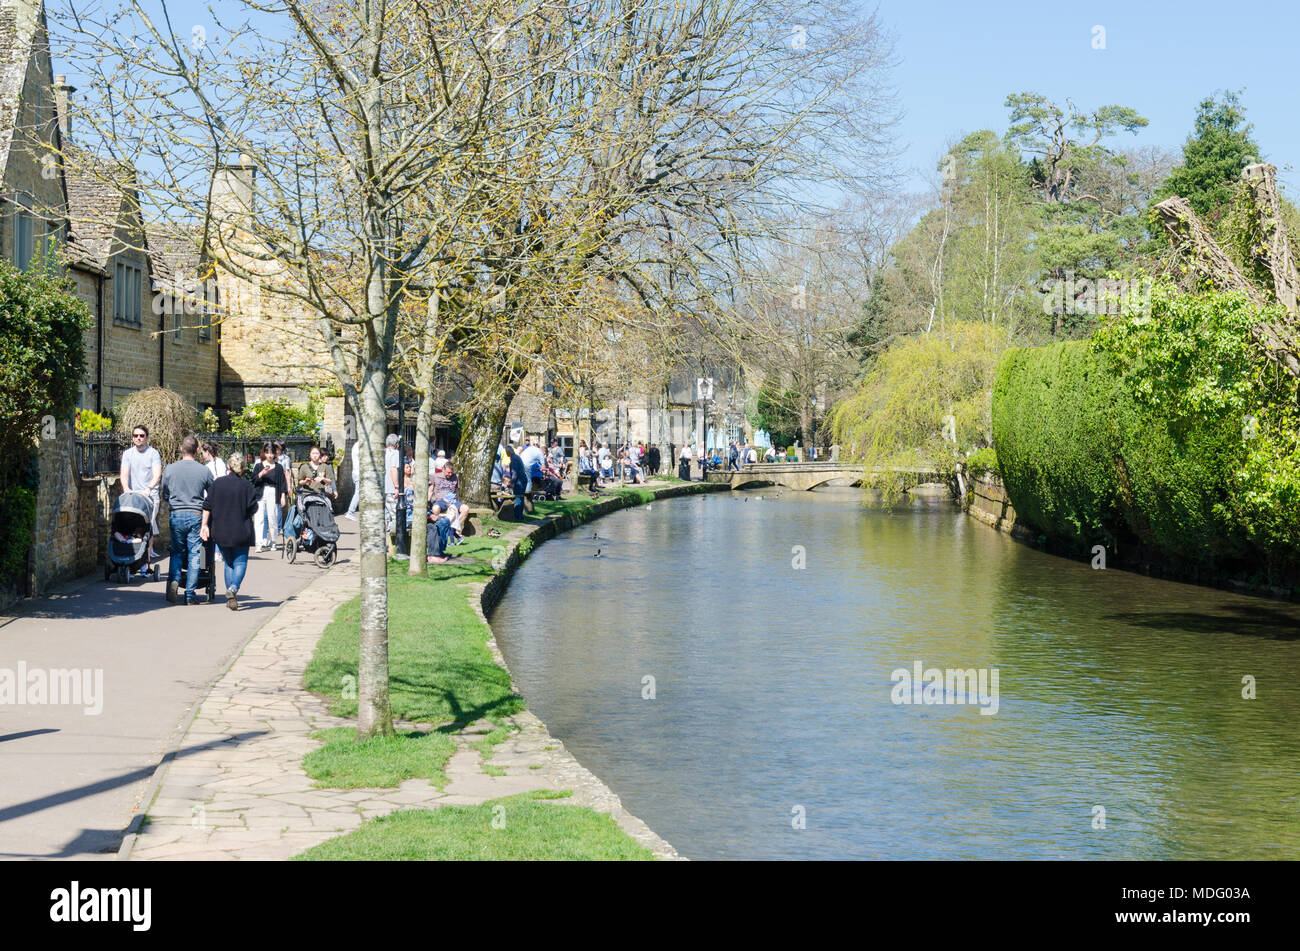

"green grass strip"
[302, 727, 456, 789]
[292, 793, 654, 861]
[303, 568, 524, 726]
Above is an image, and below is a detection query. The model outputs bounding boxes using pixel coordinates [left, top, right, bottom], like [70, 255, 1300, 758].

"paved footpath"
[0, 529, 342, 860]
[124, 516, 680, 860]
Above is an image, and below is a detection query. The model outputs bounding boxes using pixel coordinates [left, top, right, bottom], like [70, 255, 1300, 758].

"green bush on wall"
[0, 259, 91, 591]
[0, 482, 36, 588]
[228, 397, 321, 437]
[992, 286, 1299, 571]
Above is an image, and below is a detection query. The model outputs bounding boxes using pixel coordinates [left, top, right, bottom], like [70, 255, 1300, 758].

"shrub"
[964, 447, 998, 478]
[0, 261, 89, 447]
[116, 388, 197, 465]
[0, 260, 90, 591]
[75, 408, 113, 432]
[0, 481, 36, 589]
[228, 397, 320, 437]
[992, 285, 1300, 572]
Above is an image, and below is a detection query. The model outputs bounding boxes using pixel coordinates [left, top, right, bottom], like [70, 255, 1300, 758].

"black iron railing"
[75, 432, 123, 478]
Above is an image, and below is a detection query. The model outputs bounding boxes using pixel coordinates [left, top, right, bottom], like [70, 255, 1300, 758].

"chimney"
[210, 152, 257, 227]
[53, 74, 74, 142]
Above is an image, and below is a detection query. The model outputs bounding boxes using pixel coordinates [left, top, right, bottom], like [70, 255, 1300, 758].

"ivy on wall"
[0, 259, 91, 592]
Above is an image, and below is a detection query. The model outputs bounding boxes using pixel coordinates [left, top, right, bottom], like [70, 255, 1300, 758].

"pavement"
[0, 524, 352, 860]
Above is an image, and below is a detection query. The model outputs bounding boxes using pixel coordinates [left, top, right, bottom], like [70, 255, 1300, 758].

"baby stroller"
[105, 492, 160, 583]
[283, 489, 340, 568]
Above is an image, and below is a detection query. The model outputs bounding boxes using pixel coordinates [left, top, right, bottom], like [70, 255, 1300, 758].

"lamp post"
[697, 375, 713, 479]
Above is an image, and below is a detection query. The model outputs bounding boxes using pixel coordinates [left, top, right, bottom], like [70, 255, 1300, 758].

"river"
[488, 488, 1300, 859]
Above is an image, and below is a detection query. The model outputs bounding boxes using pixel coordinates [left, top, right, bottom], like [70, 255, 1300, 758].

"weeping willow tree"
[829, 321, 1006, 496]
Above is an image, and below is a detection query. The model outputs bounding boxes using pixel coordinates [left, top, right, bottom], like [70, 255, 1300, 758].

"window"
[199, 277, 216, 341]
[113, 261, 143, 325]
[13, 202, 34, 270]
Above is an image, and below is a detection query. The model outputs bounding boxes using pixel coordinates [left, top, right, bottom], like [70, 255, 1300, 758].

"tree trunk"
[798, 395, 814, 450]
[409, 291, 441, 575]
[455, 382, 516, 506]
[1242, 163, 1300, 315]
[1154, 197, 1264, 303]
[356, 358, 394, 738]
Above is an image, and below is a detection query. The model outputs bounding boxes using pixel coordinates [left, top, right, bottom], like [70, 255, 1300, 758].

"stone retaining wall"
[24, 421, 175, 603]
[965, 472, 1018, 534]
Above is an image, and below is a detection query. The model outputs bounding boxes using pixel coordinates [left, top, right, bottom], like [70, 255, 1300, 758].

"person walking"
[120, 424, 163, 565]
[160, 435, 213, 605]
[252, 442, 287, 551]
[678, 443, 692, 480]
[201, 442, 228, 480]
[201, 453, 259, 610]
[505, 444, 529, 520]
[199, 441, 228, 566]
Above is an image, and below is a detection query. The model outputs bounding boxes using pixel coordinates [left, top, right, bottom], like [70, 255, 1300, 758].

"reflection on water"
[489, 489, 1300, 859]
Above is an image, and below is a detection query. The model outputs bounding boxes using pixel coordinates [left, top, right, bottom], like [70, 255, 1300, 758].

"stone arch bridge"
[705, 462, 946, 492]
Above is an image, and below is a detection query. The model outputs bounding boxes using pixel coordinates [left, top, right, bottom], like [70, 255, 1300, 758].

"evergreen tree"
[1158, 91, 1262, 223]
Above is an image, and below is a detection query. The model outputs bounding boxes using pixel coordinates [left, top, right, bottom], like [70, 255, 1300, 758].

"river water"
[488, 489, 1300, 859]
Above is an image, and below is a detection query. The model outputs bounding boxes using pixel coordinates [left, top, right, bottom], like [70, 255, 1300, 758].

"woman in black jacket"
[201, 454, 261, 610]
[251, 441, 288, 551]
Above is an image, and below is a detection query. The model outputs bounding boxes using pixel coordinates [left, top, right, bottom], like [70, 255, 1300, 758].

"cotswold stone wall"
[966, 473, 1018, 534]
[31, 420, 108, 595]
[215, 257, 337, 411]
[28, 422, 175, 600]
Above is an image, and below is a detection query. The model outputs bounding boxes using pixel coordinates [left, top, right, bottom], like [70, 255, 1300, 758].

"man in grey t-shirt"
[120, 423, 163, 563]
[160, 434, 213, 604]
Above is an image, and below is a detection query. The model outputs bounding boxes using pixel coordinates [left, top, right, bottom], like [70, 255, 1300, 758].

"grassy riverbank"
[293, 792, 653, 861]
[298, 481, 703, 860]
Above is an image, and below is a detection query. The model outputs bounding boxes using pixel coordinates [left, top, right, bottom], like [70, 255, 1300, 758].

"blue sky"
[872, 0, 1298, 194]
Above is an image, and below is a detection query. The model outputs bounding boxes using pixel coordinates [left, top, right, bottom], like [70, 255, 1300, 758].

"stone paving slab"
[125, 488, 706, 861]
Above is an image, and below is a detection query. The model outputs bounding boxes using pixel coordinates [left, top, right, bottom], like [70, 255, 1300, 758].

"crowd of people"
[120, 425, 815, 581]
[572, 440, 661, 486]
[118, 426, 339, 608]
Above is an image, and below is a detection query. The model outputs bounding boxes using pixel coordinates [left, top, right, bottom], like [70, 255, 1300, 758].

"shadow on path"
[0, 729, 268, 858]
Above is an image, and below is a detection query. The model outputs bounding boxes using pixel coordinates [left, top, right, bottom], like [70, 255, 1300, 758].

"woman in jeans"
[252, 442, 287, 550]
[201, 454, 260, 610]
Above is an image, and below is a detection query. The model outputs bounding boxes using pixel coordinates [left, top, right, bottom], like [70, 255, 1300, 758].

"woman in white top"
[201, 442, 229, 480]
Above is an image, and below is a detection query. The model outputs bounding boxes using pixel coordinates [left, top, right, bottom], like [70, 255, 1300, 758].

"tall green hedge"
[992, 342, 1126, 551]
[992, 286, 1299, 574]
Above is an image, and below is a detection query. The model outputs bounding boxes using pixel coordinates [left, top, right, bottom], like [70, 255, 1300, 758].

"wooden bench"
[482, 492, 532, 521]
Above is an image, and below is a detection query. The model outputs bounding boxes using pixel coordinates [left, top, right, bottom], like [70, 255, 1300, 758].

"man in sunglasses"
[120, 424, 163, 564]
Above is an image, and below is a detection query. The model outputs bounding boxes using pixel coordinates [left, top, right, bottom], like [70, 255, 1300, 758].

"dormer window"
[114, 261, 143, 325]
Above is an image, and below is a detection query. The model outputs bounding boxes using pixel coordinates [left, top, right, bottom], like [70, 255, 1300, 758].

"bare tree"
[54, 0, 551, 737]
